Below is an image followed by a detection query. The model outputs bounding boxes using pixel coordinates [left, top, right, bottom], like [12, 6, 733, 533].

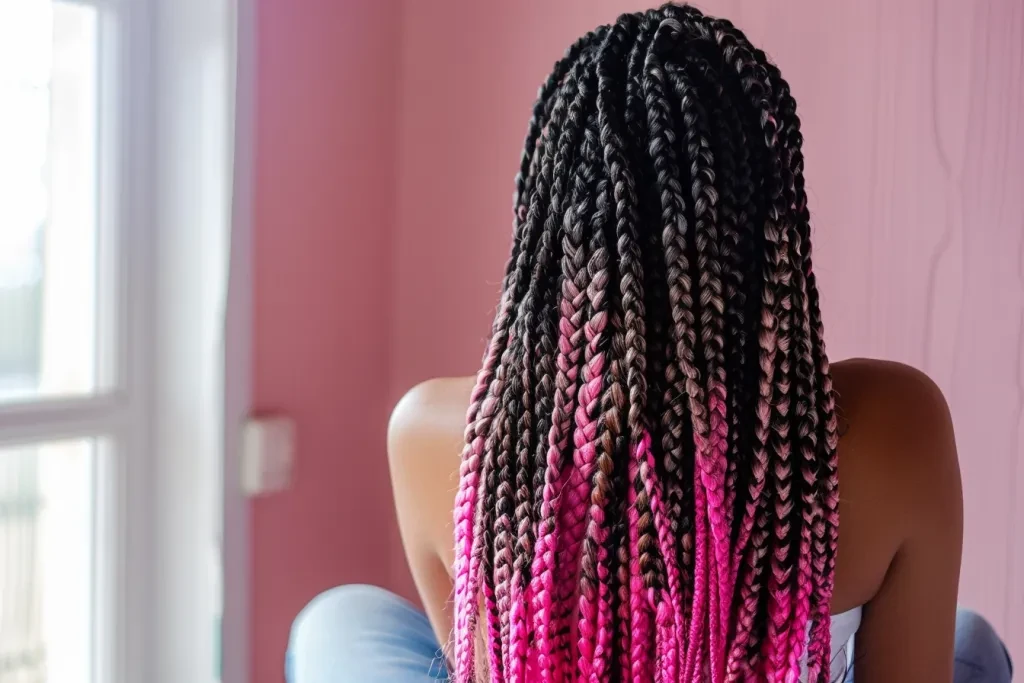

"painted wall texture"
[253, 0, 1023, 678]
[251, 1, 400, 681]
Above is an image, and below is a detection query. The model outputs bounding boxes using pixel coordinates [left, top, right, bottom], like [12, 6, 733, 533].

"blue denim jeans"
[285, 584, 1013, 683]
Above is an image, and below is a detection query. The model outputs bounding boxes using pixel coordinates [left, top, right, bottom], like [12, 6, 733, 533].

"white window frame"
[0, 0, 251, 681]
[0, 1, 157, 680]
[220, 0, 254, 681]
[147, 0, 252, 681]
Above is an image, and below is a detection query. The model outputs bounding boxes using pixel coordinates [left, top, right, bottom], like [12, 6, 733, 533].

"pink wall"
[251, 1, 400, 681]
[393, 0, 1024, 663]
[252, 0, 1022, 677]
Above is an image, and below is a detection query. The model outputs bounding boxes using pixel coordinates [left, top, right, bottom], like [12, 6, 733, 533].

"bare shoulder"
[389, 376, 476, 449]
[387, 376, 475, 523]
[388, 377, 475, 571]
[831, 357, 958, 481]
[828, 358, 962, 609]
[833, 363, 964, 678]
[833, 357, 949, 427]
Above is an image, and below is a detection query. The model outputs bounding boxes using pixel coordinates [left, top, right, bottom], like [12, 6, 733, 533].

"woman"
[287, 5, 1012, 682]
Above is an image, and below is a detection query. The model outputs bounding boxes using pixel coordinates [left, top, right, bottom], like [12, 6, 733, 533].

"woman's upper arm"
[853, 371, 963, 682]
[388, 380, 465, 656]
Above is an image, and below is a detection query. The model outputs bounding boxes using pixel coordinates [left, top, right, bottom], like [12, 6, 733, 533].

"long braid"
[675, 18, 787, 681]
[699, 24, 813, 683]
[512, 54, 598, 683]
[765, 72, 819, 681]
[598, 12, 661, 605]
[641, 26, 697, 676]
[599, 20, 684, 683]
[715, 77, 759, 558]
[676, 60, 752, 552]
[630, 16, 693, 682]
[715, 28, 797, 683]
[771, 65, 840, 682]
[476, 46, 587, 679]
[498, 190, 564, 677]
[454, 6, 840, 682]
[692, 60, 766, 679]
[643, 23, 720, 683]
[575, 273, 615, 681]
[548, 106, 605, 675]
[453, 41, 563, 677]
[667, 62, 738, 683]
[495, 76, 577, 683]
[483, 372, 511, 681]
[493, 366, 520, 676]
[542, 56, 608, 678]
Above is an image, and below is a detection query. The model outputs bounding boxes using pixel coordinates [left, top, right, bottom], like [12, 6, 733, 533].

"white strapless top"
[803, 607, 863, 682]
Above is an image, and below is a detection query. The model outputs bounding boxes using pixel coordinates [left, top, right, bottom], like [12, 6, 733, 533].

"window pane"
[0, 438, 96, 682]
[0, 1, 100, 404]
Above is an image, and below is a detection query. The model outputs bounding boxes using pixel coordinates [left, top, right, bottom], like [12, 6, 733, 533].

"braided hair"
[452, 5, 840, 682]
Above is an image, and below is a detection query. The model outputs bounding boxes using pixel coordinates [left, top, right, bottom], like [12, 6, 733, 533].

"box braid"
[753, 46, 841, 681]
[628, 14, 675, 683]
[452, 5, 839, 682]
[453, 25, 609, 679]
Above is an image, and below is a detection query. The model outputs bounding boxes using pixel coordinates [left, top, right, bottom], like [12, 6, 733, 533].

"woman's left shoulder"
[832, 358, 953, 450]
[832, 357, 961, 526]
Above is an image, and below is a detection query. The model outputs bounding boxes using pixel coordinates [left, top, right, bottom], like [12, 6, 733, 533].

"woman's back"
[389, 5, 964, 681]
[389, 357, 963, 681]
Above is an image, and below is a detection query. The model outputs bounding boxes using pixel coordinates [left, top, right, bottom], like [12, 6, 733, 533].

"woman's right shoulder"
[388, 377, 476, 574]
[389, 376, 476, 449]
[388, 376, 475, 493]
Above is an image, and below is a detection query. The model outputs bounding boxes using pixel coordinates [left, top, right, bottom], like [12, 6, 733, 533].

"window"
[1, 1, 104, 406]
[0, 439, 97, 681]
[0, 1, 145, 681]
[0, 0, 240, 680]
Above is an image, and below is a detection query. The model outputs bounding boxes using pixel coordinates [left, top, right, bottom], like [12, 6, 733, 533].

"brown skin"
[388, 358, 963, 682]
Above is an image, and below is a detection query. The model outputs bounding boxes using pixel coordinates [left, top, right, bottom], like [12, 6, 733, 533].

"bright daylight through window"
[0, 0, 238, 680]
[1, 1, 109, 680]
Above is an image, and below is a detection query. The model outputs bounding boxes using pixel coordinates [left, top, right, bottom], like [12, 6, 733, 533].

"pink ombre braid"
[452, 7, 841, 682]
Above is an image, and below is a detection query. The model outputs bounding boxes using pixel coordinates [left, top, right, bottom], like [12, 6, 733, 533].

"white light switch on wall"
[240, 415, 295, 496]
